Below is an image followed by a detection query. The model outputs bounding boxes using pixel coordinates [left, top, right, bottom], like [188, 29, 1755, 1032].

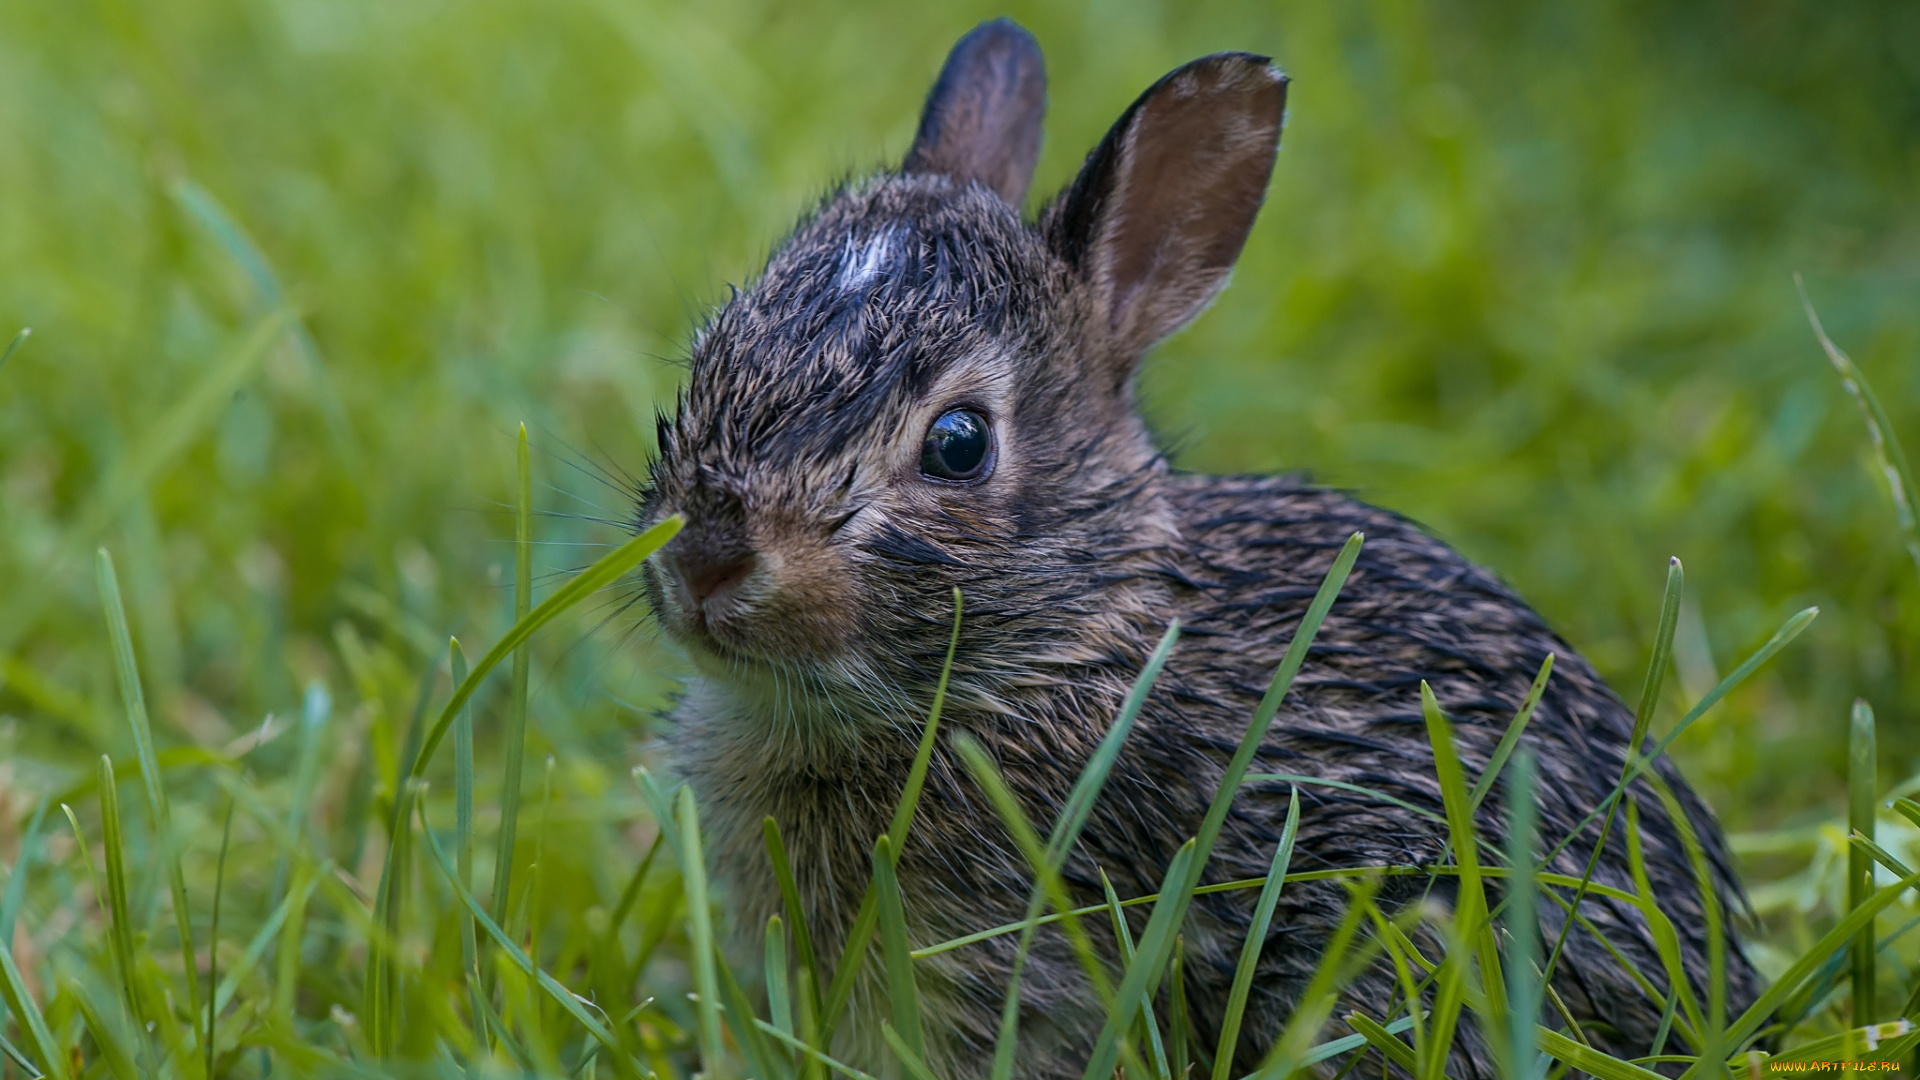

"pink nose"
[676, 549, 758, 610]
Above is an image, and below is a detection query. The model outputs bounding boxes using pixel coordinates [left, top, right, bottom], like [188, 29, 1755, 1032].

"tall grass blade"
[406, 514, 682, 788]
[1253, 876, 1384, 1079]
[270, 680, 332, 909]
[821, 589, 962, 1036]
[1543, 558, 1681, 988]
[450, 637, 487, 1042]
[0, 326, 27, 376]
[1506, 749, 1542, 1080]
[208, 796, 236, 1080]
[989, 619, 1180, 1080]
[96, 547, 201, 1014]
[1467, 654, 1554, 814]
[1538, 605, 1817, 873]
[881, 1022, 942, 1080]
[874, 834, 927, 1066]
[0, 799, 48, 956]
[95, 757, 144, 1026]
[1099, 870, 1170, 1080]
[1170, 936, 1191, 1080]
[1797, 276, 1920, 576]
[494, 423, 537, 937]
[1083, 532, 1363, 1080]
[71, 985, 136, 1080]
[954, 735, 1139, 1077]
[764, 817, 825, 1032]
[1213, 788, 1301, 1080]
[676, 784, 726, 1073]
[414, 795, 639, 1071]
[1421, 681, 1504, 1078]
[768, 915, 794, 1040]
[1704, 869, 1920, 1066]
[0, 946, 66, 1080]
[1850, 698, 1878, 1022]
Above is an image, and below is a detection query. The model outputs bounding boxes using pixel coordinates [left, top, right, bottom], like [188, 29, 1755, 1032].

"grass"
[3, 1, 1920, 1078]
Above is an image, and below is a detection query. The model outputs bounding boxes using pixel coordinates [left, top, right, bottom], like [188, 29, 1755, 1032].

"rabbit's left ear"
[1045, 54, 1286, 366]
[903, 19, 1047, 207]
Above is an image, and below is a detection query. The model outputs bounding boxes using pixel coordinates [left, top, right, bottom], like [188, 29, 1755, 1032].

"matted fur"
[636, 20, 1757, 1080]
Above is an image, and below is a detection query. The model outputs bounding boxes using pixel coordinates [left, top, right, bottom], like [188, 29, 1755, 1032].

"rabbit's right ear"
[903, 19, 1047, 207]
[1044, 54, 1287, 368]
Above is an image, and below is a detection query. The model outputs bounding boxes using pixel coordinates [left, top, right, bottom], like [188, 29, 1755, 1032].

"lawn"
[1, 1, 1918, 1077]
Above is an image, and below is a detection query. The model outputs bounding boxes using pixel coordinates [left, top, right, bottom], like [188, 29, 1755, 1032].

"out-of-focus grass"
[1, 0, 1919, 1076]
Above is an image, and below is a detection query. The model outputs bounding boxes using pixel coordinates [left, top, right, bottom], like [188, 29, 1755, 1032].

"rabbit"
[637, 17, 1758, 1080]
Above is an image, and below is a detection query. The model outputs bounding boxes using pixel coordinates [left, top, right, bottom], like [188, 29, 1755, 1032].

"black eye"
[920, 409, 993, 483]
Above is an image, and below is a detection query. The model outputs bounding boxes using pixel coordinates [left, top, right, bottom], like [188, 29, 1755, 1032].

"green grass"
[3, 0, 1920, 1077]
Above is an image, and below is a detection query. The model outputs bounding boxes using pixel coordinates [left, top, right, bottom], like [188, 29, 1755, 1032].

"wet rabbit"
[638, 18, 1757, 1080]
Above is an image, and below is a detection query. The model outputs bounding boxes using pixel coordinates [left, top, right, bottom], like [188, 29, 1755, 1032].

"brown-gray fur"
[635, 18, 1758, 1080]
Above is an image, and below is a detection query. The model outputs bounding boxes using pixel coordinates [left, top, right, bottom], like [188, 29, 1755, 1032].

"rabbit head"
[640, 19, 1287, 737]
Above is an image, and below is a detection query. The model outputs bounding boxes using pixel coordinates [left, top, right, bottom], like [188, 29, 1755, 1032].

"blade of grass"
[1542, 558, 1682, 991]
[1421, 681, 1504, 1079]
[0, 799, 48, 957]
[1213, 788, 1301, 1080]
[71, 985, 136, 1080]
[874, 835, 927, 1067]
[1100, 870, 1171, 1080]
[450, 638, 486, 1042]
[1083, 532, 1363, 1080]
[768, 915, 794, 1040]
[216, 869, 316, 1013]
[1311, 1015, 1417, 1071]
[1798, 275, 1920, 576]
[94, 758, 145, 1028]
[1535, 1027, 1665, 1080]
[0, 945, 66, 1080]
[764, 816, 825, 1045]
[1850, 699, 1878, 1022]
[881, 1022, 942, 1080]
[954, 734, 1150, 1075]
[493, 424, 537, 937]
[988, 620, 1181, 1080]
[1624, 798, 1708, 1044]
[1467, 654, 1555, 814]
[415, 794, 639, 1071]
[1252, 876, 1384, 1079]
[270, 680, 331, 910]
[405, 514, 683, 786]
[1347, 1010, 1419, 1073]
[676, 784, 725, 1073]
[97, 548, 201, 1016]
[715, 935, 786, 1080]
[820, 589, 964, 1037]
[207, 796, 235, 1080]
[0, 326, 27, 376]
[1537, 605, 1818, 875]
[1170, 936, 1191, 1080]
[1702, 870, 1920, 1066]
[1505, 749, 1542, 1080]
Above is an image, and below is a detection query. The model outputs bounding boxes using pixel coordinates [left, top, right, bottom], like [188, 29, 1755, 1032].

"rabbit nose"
[675, 546, 759, 611]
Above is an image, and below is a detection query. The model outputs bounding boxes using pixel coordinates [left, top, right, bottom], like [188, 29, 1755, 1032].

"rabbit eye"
[920, 409, 993, 483]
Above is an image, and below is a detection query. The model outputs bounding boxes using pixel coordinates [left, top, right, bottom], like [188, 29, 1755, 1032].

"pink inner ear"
[1089, 57, 1286, 349]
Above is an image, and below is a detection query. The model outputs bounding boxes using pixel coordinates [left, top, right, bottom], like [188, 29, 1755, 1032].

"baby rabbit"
[639, 18, 1756, 1080]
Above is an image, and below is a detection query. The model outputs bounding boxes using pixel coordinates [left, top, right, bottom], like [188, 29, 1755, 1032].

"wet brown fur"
[637, 19, 1757, 1080]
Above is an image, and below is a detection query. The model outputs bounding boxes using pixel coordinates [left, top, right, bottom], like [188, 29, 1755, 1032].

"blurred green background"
[2, 0, 1918, 981]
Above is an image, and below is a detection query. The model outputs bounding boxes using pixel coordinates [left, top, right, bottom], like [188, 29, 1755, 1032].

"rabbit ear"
[1045, 53, 1286, 362]
[902, 19, 1047, 207]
